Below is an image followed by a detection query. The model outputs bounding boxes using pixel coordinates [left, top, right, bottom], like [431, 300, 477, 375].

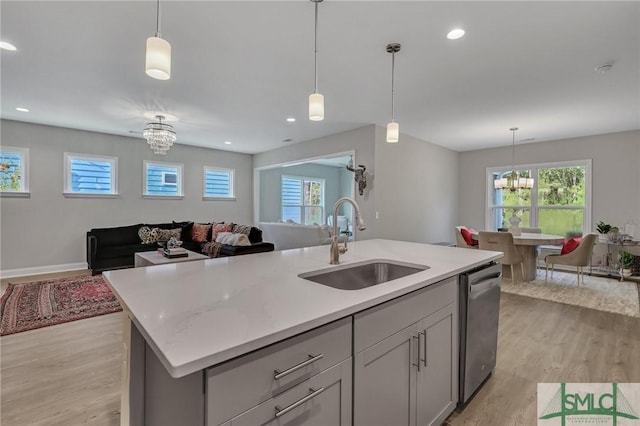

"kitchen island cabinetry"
[106, 239, 502, 426]
[353, 277, 457, 426]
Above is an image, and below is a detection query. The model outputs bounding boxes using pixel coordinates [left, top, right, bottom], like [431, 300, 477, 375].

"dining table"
[473, 232, 566, 281]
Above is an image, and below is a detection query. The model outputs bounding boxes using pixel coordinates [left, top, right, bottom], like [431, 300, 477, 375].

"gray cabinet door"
[354, 324, 418, 426]
[220, 359, 351, 426]
[415, 303, 457, 426]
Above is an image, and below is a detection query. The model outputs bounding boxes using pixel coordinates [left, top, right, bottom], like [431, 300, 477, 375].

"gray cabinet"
[354, 324, 417, 426]
[416, 303, 457, 426]
[353, 277, 458, 426]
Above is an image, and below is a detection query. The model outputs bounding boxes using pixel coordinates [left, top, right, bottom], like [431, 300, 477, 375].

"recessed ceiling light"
[224, 141, 232, 145]
[15, 107, 29, 112]
[0, 41, 17, 51]
[286, 117, 296, 123]
[446, 29, 465, 40]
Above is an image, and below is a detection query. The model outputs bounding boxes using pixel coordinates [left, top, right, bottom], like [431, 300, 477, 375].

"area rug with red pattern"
[0, 275, 122, 336]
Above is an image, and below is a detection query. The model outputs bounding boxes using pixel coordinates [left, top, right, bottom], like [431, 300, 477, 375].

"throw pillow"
[191, 223, 212, 243]
[216, 232, 251, 246]
[211, 222, 233, 241]
[460, 228, 479, 246]
[561, 237, 582, 255]
[173, 221, 194, 242]
[151, 227, 182, 242]
[138, 226, 156, 244]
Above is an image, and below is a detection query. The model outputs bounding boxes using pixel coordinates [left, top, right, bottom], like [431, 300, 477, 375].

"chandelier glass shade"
[494, 127, 534, 191]
[143, 115, 176, 155]
[308, 0, 324, 121]
[145, 0, 171, 80]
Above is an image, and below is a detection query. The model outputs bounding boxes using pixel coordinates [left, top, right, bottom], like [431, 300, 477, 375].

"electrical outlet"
[375, 211, 380, 219]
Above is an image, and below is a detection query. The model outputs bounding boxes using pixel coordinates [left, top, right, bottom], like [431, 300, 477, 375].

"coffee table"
[134, 250, 208, 267]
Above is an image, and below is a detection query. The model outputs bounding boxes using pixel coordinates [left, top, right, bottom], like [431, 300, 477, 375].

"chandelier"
[143, 115, 176, 155]
[494, 127, 534, 191]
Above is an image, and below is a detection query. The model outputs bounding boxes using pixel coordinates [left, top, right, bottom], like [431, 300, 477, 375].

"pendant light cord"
[156, 0, 161, 37]
[391, 51, 396, 122]
[511, 128, 516, 170]
[314, 0, 319, 93]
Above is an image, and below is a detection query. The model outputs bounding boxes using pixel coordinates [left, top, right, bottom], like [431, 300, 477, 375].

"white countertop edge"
[136, 253, 503, 378]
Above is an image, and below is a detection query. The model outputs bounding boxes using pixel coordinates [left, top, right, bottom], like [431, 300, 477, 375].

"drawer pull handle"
[274, 354, 324, 380]
[274, 387, 325, 418]
[411, 335, 420, 371]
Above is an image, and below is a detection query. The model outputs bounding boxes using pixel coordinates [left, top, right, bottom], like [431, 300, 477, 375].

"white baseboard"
[0, 262, 88, 279]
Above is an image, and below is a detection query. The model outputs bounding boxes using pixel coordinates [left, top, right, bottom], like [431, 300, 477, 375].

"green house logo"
[539, 383, 640, 425]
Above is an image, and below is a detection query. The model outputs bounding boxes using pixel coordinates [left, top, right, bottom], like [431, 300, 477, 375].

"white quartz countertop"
[104, 239, 502, 378]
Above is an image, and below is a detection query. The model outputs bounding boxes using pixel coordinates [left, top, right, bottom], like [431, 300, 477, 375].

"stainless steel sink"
[299, 259, 429, 290]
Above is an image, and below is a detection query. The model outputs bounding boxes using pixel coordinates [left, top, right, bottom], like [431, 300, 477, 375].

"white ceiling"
[1, 1, 638, 154]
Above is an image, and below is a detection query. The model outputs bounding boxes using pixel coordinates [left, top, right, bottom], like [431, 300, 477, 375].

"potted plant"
[620, 250, 634, 277]
[596, 221, 612, 242]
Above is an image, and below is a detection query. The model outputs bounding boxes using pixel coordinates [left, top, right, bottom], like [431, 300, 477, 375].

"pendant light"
[386, 43, 401, 143]
[494, 127, 534, 191]
[309, 0, 324, 121]
[145, 0, 171, 80]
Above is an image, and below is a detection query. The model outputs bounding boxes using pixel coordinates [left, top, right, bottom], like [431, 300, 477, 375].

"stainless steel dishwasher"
[458, 262, 502, 408]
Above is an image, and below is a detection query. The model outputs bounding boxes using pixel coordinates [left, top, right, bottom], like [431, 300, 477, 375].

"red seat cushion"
[561, 237, 582, 255]
[460, 228, 479, 246]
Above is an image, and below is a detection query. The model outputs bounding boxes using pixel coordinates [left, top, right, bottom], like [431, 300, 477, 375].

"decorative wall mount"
[346, 164, 367, 196]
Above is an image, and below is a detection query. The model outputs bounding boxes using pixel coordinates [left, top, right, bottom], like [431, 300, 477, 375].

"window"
[144, 161, 183, 197]
[203, 167, 235, 200]
[64, 153, 117, 196]
[281, 175, 324, 225]
[0, 146, 28, 195]
[487, 160, 591, 237]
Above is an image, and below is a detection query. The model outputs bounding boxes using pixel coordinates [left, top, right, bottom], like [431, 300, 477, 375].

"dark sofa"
[87, 221, 274, 275]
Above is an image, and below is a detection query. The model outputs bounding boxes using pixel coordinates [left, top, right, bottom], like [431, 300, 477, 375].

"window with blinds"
[144, 161, 183, 197]
[204, 167, 235, 199]
[64, 153, 117, 196]
[281, 175, 324, 225]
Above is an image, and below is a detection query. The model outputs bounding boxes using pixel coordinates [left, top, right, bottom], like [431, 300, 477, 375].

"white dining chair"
[478, 231, 525, 283]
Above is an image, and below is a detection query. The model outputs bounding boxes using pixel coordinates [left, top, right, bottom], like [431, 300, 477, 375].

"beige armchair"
[544, 233, 597, 285]
[478, 231, 525, 283]
[455, 226, 478, 249]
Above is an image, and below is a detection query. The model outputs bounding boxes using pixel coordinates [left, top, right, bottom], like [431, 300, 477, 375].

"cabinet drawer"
[354, 276, 457, 353]
[219, 358, 352, 426]
[206, 317, 351, 426]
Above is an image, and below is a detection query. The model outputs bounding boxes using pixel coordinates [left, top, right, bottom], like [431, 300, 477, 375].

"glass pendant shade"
[386, 122, 399, 143]
[145, 36, 171, 80]
[309, 93, 324, 121]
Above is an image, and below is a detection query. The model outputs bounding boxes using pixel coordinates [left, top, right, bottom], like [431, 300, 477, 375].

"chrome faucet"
[330, 197, 366, 264]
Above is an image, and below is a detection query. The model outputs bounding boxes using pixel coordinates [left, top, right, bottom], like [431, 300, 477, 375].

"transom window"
[487, 160, 591, 237]
[0, 146, 29, 194]
[281, 175, 324, 225]
[144, 161, 183, 197]
[203, 166, 235, 199]
[64, 153, 117, 196]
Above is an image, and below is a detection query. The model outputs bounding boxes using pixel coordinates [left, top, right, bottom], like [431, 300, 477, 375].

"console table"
[590, 241, 640, 281]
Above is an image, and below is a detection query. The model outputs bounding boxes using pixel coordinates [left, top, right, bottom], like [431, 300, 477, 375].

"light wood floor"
[1, 274, 639, 425]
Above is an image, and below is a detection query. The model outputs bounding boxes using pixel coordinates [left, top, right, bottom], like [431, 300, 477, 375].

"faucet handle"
[339, 245, 347, 255]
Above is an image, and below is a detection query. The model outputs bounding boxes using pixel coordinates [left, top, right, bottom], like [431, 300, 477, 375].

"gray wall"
[259, 163, 345, 224]
[254, 126, 376, 239]
[254, 125, 461, 244]
[0, 120, 253, 273]
[373, 126, 460, 244]
[458, 130, 640, 236]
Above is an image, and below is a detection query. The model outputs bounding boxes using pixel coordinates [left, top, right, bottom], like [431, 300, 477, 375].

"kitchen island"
[104, 239, 502, 426]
